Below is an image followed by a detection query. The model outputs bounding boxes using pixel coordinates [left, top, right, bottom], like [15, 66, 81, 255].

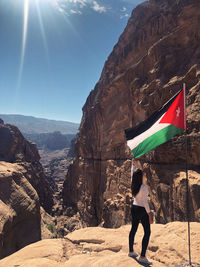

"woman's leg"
[140, 213, 151, 257]
[129, 206, 139, 252]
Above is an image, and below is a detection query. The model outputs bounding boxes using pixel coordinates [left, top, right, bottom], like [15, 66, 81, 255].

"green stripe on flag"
[132, 124, 184, 158]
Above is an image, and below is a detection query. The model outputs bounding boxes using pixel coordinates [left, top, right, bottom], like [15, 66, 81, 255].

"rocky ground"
[0, 222, 199, 267]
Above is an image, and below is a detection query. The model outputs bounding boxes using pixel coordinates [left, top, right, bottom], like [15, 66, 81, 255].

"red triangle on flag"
[159, 89, 186, 130]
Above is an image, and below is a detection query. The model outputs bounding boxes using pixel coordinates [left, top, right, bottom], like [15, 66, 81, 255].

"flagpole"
[183, 83, 192, 266]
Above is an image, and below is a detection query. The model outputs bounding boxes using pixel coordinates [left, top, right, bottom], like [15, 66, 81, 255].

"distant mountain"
[0, 114, 79, 134]
[23, 132, 75, 150]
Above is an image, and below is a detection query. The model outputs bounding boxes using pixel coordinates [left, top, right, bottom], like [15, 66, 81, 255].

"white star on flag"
[176, 107, 180, 117]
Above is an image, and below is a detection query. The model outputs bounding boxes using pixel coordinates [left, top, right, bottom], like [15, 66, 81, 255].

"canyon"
[0, 0, 200, 264]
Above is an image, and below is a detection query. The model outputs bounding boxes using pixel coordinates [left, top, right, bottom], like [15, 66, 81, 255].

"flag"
[125, 89, 186, 158]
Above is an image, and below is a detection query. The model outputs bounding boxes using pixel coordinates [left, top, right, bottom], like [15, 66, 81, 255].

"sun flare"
[17, 0, 29, 90]
[17, 0, 51, 90]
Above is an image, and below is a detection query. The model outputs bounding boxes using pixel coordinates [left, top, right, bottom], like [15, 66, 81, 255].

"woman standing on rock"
[128, 167, 153, 265]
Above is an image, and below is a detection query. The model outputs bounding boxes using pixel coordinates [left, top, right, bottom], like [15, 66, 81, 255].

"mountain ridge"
[0, 114, 79, 134]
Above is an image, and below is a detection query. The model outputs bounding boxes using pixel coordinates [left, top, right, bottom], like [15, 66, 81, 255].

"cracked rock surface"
[0, 222, 199, 267]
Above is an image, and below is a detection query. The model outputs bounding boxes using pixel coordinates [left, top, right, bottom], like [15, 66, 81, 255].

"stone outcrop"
[0, 123, 40, 163]
[0, 123, 53, 213]
[0, 162, 41, 259]
[0, 222, 199, 266]
[62, 0, 200, 226]
[40, 207, 57, 239]
[0, 122, 54, 258]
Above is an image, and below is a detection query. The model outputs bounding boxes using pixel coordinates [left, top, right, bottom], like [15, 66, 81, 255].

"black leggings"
[129, 205, 151, 257]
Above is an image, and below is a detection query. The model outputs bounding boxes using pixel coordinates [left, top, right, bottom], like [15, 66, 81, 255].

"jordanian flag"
[125, 89, 186, 158]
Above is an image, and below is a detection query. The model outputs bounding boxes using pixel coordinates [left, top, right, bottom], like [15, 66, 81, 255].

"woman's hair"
[131, 169, 143, 196]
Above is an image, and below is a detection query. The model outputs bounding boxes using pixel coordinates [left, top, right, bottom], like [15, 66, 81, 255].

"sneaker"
[138, 256, 152, 265]
[128, 251, 138, 257]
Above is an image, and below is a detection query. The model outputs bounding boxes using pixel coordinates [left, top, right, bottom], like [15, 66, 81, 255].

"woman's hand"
[148, 211, 154, 224]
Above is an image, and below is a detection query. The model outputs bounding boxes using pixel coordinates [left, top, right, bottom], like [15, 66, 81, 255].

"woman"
[128, 168, 153, 265]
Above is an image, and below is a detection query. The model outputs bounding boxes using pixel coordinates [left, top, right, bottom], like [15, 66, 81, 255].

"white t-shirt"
[133, 184, 150, 214]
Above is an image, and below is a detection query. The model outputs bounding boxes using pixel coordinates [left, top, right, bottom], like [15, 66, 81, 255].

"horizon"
[0, 113, 80, 124]
[0, 0, 144, 123]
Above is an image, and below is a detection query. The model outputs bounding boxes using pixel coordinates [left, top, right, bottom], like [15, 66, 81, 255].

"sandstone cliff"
[0, 122, 53, 213]
[62, 0, 200, 227]
[0, 121, 54, 258]
[0, 162, 41, 259]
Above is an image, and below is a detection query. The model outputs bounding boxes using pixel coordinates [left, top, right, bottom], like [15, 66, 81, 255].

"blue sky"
[0, 0, 144, 123]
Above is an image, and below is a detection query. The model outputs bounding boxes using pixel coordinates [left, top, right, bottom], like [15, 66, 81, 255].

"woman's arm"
[148, 211, 153, 224]
[142, 185, 151, 214]
[144, 185, 153, 224]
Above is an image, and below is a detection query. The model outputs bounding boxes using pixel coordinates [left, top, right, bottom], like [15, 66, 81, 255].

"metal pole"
[183, 83, 192, 266]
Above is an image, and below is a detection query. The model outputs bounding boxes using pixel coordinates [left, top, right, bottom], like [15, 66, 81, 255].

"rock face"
[62, 0, 200, 227]
[0, 123, 40, 163]
[0, 162, 41, 259]
[0, 123, 53, 213]
[0, 123, 54, 258]
[0, 222, 199, 266]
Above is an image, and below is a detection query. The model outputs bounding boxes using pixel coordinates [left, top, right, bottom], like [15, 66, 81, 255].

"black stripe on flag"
[125, 89, 182, 141]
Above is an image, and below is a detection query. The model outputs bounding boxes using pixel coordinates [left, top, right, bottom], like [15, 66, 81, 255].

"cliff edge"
[62, 0, 200, 227]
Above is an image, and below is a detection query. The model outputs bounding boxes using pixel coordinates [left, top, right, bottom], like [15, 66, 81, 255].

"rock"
[0, 123, 40, 163]
[18, 161, 53, 214]
[62, 0, 200, 226]
[0, 162, 41, 259]
[0, 222, 199, 266]
[0, 239, 71, 267]
[0, 123, 53, 213]
[0, 122, 54, 258]
[40, 207, 57, 239]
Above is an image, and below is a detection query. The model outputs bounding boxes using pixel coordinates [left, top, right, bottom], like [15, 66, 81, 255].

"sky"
[0, 0, 144, 123]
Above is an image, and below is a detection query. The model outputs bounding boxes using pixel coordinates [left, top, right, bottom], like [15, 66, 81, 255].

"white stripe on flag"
[127, 114, 170, 150]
